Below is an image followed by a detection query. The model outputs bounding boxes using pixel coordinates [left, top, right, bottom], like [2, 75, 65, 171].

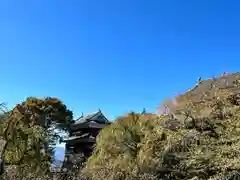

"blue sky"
[1, 0, 240, 121]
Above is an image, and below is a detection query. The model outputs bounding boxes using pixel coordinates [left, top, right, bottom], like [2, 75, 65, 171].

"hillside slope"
[177, 72, 240, 102]
[82, 72, 240, 180]
[157, 72, 240, 117]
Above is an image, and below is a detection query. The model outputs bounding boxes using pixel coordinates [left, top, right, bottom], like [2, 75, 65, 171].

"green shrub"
[82, 94, 240, 180]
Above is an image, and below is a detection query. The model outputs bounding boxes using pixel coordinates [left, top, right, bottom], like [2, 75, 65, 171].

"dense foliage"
[1, 73, 240, 180]
[81, 73, 240, 180]
[0, 97, 73, 179]
[82, 93, 240, 180]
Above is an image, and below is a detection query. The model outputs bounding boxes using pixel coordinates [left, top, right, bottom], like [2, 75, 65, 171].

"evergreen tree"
[141, 108, 147, 114]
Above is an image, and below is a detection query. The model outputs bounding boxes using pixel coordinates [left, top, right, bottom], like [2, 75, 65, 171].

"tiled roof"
[75, 111, 99, 123]
[74, 110, 109, 125]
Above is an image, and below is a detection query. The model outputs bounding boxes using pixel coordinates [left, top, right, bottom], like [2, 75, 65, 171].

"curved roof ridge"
[74, 110, 109, 124]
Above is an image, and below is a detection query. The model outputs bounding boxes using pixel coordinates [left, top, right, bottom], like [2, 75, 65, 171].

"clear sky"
[1, 0, 240, 120]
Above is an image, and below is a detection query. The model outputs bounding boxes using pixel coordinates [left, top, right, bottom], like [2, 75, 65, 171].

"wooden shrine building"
[61, 109, 111, 169]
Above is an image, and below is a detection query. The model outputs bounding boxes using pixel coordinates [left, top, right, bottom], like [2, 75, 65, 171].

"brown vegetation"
[81, 72, 240, 180]
[1, 72, 240, 180]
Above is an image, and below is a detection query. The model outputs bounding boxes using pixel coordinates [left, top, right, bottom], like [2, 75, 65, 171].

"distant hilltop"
[157, 72, 240, 116]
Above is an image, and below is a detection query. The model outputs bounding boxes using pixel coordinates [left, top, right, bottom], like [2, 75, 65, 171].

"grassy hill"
[176, 72, 240, 103]
[157, 72, 240, 116]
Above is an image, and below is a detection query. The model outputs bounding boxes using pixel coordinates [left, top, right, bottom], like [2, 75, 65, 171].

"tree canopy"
[0, 97, 73, 179]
